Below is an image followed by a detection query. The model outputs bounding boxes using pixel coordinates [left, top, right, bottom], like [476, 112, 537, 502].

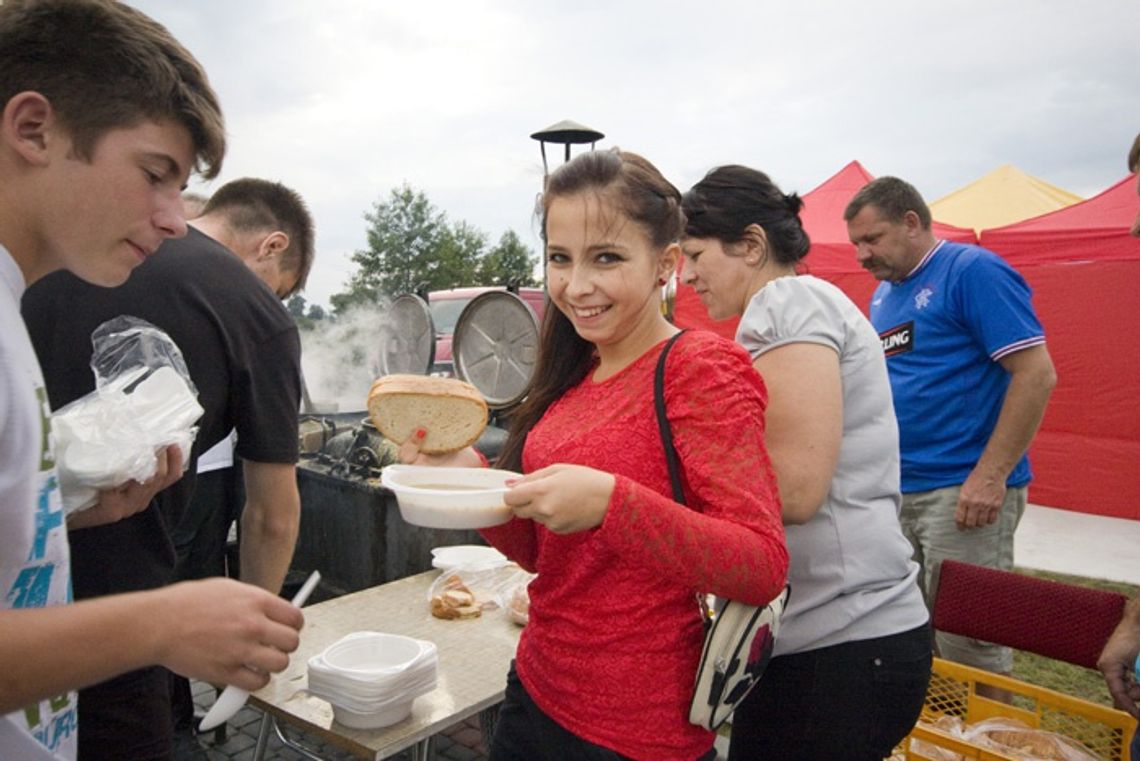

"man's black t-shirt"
[23, 227, 301, 594]
[21, 228, 302, 759]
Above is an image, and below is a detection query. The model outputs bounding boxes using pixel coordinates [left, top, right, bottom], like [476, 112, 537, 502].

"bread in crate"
[894, 658, 1138, 760]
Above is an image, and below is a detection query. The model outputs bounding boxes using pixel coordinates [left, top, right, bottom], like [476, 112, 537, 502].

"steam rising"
[299, 301, 392, 413]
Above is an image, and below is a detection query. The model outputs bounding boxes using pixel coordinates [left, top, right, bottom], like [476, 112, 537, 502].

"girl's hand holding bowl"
[503, 464, 616, 534]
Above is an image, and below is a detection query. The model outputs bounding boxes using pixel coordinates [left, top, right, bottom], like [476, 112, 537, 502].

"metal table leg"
[252, 706, 438, 761]
[270, 714, 328, 760]
[253, 712, 272, 761]
[410, 736, 432, 761]
[212, 686, 229, 745]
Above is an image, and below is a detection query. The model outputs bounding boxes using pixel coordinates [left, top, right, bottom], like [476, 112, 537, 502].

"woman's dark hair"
[496, 148, 682, 473]
[682, 165, 810, 265]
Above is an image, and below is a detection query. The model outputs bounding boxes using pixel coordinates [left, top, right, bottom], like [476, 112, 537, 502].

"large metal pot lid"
[377, 293, 435, 376]
[453, 290, 540, 409]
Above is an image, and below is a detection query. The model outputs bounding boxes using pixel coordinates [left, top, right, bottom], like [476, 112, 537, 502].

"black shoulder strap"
[654, 330, 688, 505]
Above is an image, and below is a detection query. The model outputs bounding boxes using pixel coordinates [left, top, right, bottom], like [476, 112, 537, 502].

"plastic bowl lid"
[430, 545, 508, 571]
[321, 632, 427, 674]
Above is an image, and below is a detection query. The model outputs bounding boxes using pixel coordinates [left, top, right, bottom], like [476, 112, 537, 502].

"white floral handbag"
[653, 331, 789, 731]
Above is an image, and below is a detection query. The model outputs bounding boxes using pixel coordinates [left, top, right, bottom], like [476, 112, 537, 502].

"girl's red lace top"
[482, 331, 788, 760]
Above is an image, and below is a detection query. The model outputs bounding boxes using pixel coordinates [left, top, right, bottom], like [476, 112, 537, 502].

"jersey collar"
[897, 239, 945, 283]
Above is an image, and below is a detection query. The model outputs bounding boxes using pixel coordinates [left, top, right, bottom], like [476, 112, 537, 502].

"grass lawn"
[1010, 568, 1138, 707]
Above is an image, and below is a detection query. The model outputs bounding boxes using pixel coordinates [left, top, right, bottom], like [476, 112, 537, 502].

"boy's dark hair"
[0, 0, 225, 178]
[203, 178, 316, 296]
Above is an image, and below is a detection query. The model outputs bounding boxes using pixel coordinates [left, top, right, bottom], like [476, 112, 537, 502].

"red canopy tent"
[672, 160, 975, 333]
[793, 160, 882, 312]
[979, 174, 1140, 519]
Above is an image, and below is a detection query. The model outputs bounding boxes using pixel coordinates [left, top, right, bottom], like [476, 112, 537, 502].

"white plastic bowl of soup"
[380, 464, 519, 529]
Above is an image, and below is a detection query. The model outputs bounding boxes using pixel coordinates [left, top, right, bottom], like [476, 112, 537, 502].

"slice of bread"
[367, 374, 488, 454]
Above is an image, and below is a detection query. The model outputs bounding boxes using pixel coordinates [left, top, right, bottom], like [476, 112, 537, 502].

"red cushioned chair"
[931, 559, 1128, 670]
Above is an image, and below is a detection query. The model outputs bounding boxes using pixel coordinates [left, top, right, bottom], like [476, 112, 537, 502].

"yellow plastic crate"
[895, 658, 1137, 760]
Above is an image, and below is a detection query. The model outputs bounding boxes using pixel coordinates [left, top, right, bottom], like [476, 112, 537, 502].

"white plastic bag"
[502, 577, 532, 626]
[962, 717, 1100, 761]
[906, 715, 1101, 761]
[50, 316, 203, 514]
[427, 563, 535, 615]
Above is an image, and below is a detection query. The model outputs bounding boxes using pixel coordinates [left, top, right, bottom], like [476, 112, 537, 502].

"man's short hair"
[0, 0, 225, 179]
[844, 176, 933, 229]
[181, 192, 210, 219]
[202, 178, 316, 297]
[1128, 133, 1140, 174]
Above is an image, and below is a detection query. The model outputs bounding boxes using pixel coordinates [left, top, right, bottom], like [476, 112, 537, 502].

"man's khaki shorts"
[900, 484, 1027, 674]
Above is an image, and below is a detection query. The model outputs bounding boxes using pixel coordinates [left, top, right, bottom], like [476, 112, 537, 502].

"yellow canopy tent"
[930, 164, 1082, 233]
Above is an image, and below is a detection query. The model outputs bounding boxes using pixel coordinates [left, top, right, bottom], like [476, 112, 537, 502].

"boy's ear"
[257, 231, 290, 261]
[2, 91, 55, 167]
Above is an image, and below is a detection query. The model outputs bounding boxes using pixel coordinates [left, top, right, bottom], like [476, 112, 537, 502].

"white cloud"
[133, 0, 1140, 308]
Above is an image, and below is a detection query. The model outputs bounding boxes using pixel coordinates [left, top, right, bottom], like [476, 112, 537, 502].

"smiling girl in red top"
[473, 149, 788, 760]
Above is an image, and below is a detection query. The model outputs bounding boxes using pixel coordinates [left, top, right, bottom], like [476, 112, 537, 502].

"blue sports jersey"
[869, 241, 1045, 493]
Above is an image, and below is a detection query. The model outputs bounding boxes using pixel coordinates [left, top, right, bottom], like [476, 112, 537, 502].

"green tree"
[335, 185, 485, 315]
[286, 294, 308, 319]
[436, 220, 487, 286]
[477, 229, 540, 287]
[286, 294, 328, 331]
[330, 286, 377, 317]
[332, 185, 542, 316]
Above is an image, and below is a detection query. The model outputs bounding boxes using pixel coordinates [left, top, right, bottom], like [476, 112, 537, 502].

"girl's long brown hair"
[496, 148, 682, 473]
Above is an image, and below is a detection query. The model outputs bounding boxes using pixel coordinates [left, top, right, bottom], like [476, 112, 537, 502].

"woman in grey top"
[680, 165, 931, 761]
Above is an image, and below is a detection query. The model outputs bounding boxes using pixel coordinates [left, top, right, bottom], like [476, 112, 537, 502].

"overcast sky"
[133, 0, 1140, 309]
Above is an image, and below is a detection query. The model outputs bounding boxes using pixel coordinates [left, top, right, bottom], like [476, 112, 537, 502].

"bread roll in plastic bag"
[50, 316, 203, 514]
[427, 563, 535, 620]
[963, 717, 1099, 761]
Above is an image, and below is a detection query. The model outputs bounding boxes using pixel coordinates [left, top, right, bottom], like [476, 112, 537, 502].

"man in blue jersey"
[844, 176, 1057, 682]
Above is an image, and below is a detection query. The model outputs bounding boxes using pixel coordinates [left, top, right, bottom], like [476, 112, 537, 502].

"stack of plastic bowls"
[308, 632, 438, 729]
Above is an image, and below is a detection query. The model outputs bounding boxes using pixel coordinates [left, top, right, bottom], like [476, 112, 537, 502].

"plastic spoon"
[198, 570, 321, 732]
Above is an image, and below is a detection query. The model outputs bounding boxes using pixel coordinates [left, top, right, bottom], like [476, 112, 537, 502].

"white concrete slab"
[1015, 504, 1140, 586]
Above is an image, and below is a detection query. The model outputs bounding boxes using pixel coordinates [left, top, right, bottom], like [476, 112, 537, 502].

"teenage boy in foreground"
[0, 2, 302, 757]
